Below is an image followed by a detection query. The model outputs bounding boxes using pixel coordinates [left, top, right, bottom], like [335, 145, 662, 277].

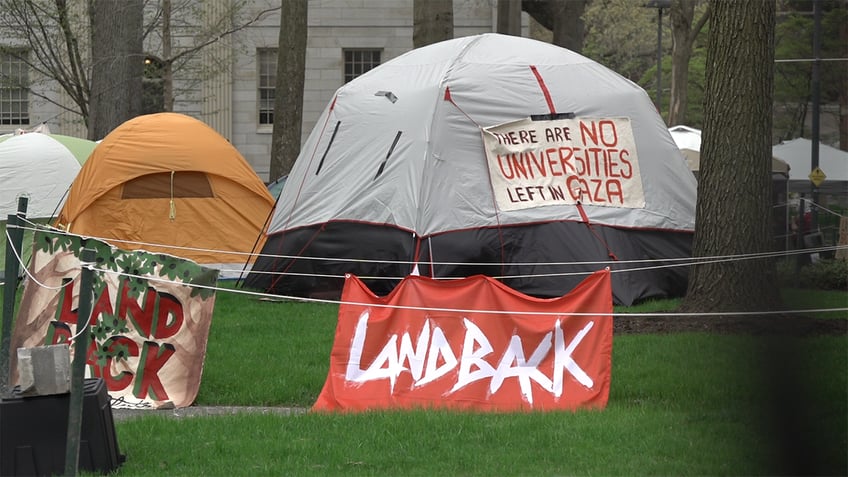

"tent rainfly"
[55, 112, 275, 277]
[246, 33, 698, 305]
[0, 132, 96, 218]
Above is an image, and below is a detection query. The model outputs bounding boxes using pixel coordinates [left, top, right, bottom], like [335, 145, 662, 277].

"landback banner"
[481, 117, 645, 212]
[9, 229, 218, 410]
[313, 269, 613, 412]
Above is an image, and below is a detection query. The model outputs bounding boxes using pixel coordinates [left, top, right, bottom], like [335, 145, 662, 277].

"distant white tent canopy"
[772, 137, 848, 205]
[772, 138, 848, 182]
[668, 125, 789, 176]
[0, 133, 96, 218]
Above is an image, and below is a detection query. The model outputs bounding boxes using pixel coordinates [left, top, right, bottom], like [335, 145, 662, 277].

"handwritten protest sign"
[313, 270, 613, 412]
[482, 117, 645, 212]
[9, 229, 218, 409]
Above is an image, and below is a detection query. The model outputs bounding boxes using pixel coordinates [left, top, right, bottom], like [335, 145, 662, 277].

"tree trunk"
[162, 0, 174, 112]
[668, 0, 695, 126]
[680, 0, 781, 313]
[839, 0, 847, 151]
[269, 0, 307, 180]
[88, 0, 144, 140]
[668, 0, 710, 127]
[521, 0, 586, 52]
[413, 0, 453, 48]
[497, 0, 521, 36]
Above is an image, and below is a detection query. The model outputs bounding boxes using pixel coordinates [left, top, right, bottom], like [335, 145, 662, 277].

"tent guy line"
[29, 264, 848, 319]
[7, 223, 845, 279]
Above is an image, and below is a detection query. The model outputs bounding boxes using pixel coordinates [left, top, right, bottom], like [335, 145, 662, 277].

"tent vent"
[315, 121, 342, 175]
[531, 112, 575, 121]
[374, 131, 402, 180]
[122, 171, 213, 199]
[375, 91, 398, 103]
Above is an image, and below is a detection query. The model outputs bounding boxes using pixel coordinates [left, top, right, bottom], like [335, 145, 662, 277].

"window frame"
[257, 48, 276, 127]
[0, 49, 29, 126]
[343, 49, 382, 84]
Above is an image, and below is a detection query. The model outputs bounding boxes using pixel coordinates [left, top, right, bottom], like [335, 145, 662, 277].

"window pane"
[257, 49, 276, 125]
[0, 50, 29, 125]
[344, 49, 381, 83]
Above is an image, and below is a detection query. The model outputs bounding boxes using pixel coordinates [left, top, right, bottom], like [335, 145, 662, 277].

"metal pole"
[810, 0, 821, 230]
[64, 245, 94, 476]
[0, 196, 28, 398]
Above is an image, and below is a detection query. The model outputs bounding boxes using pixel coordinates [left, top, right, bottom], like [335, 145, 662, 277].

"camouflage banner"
[8, 229, 218, 409]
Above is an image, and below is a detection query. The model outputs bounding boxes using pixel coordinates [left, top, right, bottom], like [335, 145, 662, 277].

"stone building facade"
[1, 0, 527, 181]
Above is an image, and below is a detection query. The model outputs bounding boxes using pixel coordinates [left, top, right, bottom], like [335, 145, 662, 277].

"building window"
[344, 49, 381, 83]
[258, 48, 276, 125]
[0, 50, 29, 125]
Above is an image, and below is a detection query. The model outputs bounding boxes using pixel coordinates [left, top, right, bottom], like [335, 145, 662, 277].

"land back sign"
[482, 117, 645, 212]
[9, 229, 218, 409]
[313, 270, 613, 412]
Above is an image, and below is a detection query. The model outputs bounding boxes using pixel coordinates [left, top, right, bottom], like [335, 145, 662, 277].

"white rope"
[4, 228, 80, 290]
[799, 197, 848, 219]
[11, 222, 843, 273]
[88, 266, 848, 318]
[60, 262, 101, 342]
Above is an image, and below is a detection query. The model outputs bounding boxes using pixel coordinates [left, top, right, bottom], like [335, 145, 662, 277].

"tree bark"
[497, 0, 521, 36]
[668, 0, 692, 126]
[88, 0, 144, 140]
[521, 0, 587, 52]
[269, 0, 307, 180]
[162, 0, 174, 112]
[839, 0, 847, 151]
[413, 0, 453, 48]
[680, 0, 781, 313]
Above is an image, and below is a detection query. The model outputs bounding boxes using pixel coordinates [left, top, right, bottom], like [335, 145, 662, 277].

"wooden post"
[0, 196, 28, 398]
[64, 246, 94, 476]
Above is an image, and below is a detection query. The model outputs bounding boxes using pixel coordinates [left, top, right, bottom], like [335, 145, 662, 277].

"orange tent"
[55, 113, 274, 276]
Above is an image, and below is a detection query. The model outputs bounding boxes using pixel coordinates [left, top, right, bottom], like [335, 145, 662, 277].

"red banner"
[313, 270, 613, 412]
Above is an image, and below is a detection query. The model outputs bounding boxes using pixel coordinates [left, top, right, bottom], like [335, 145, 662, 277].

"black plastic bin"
[0, 378, 125, 476]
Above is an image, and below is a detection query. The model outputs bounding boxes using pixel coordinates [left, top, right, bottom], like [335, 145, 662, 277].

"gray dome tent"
[246, 34, 697, 305]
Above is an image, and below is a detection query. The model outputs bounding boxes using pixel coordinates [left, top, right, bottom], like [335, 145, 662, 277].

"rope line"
[83, 266, 848, 318]
[7, 221, 844, 274]
[4, 228, 80, 290]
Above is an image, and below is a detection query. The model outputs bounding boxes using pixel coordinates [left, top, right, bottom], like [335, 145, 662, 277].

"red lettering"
[120, 280, 157, 338]
[566, 176, 590, 201]
[607, 180, 624, 204]
[154, 293, 184, 339]
[57, 281, 113, 327]
[580, 120, 618, 147]
[598, 120, 618, 147]
[93, 336, 139, 391]
[497, 154, 516, 179]
[134, 341, 175, 401]
[618, 150, 633, 178]
[557, 147, 576, 174]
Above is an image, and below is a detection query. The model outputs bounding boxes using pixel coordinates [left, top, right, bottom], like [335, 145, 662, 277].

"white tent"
[772, 138, 848, 182]
[247, 33, 698, 305]
[669, 125, 790, 175]
[772, 138, 848, 207]
[0, 133, 95, 218]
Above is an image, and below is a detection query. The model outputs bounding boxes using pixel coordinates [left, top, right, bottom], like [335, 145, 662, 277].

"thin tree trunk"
[163, 0, 174, 112]
[269, 0, 307, 180]
[668, 0, 695, 126]
[839, 0, 847, 151]
[88, 0, 144, 139]
[413, 0, 453, 48]
[497, 0, 521, 36]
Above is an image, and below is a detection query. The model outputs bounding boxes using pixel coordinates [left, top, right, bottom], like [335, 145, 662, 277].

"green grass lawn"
[110, 285, 846, 476]
[2, 278, 846, 476]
